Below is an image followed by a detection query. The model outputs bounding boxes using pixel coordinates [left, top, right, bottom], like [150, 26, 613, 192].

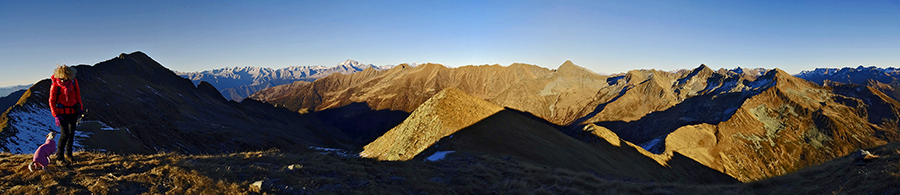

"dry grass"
[2, 143, 899, 195]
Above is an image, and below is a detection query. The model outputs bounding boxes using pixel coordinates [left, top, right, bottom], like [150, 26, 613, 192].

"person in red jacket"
[49, 65, 83, 166]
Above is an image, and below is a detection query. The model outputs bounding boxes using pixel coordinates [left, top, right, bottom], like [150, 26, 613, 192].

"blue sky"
[2, 0, 899, 86]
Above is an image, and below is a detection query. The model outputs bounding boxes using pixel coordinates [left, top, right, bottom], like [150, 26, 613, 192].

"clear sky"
[2, 0, 899, 87]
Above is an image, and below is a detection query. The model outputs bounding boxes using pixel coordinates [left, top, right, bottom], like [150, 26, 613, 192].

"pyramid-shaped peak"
[692, 64, 713, 73]
[361, 87, 503, 161]
[769, 68, 791, 77]
[556, 60, 595, 75]
[558, 60, 578, 69]
[697, 64, 710, 70]
[757, 68, 804, 85]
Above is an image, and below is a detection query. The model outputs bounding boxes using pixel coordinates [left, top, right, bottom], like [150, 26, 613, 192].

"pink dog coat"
[33, 138, 57, 167]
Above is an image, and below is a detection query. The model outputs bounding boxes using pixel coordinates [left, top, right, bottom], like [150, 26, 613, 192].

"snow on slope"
[176, 59, 391, 86]
[795, 66, 900, 85]
[426, 151, 455, 162]
[1, 103, 94, 154]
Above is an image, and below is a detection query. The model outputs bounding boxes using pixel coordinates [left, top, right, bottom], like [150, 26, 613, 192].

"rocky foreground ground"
[1, 142, 899, 195]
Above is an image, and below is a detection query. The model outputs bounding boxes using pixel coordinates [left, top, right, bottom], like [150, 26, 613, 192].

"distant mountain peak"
[340, 59, 360, 65]
[697, 63, 710, 70]
[557, 60, 576, 69]
[337, 59, 372, 69]
[556, 60, 596, 76]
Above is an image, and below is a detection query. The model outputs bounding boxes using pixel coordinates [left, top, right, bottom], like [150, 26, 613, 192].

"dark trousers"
[57, 113, 78, 160]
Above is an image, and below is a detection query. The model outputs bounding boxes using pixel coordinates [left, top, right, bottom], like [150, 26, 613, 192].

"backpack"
[54, 79, 81, 114]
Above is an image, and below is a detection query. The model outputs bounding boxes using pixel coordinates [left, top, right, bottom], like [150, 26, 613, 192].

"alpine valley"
[2, 52, 899, 194]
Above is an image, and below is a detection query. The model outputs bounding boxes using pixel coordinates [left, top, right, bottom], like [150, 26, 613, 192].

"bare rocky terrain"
[253, 61, 900, 182]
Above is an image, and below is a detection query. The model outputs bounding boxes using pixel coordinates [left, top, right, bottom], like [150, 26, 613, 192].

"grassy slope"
[1, 142, 899, 195]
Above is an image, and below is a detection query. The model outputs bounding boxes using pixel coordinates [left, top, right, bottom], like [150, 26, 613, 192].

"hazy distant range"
[176, 60, 395, 101]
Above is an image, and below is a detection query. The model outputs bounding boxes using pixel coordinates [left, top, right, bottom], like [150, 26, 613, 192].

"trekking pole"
[76, 109, 88, 125]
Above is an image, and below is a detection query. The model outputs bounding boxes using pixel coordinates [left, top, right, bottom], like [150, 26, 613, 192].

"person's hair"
[54, 64, 76, 80]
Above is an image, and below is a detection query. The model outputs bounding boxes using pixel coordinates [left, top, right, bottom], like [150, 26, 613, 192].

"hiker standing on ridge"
[49, 65, 83, 166]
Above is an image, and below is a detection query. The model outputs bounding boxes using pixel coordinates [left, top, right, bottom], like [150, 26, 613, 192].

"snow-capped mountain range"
[176, 60, 395, 101]
[795, 66, 900, 85]
[0, 84, 31, 97]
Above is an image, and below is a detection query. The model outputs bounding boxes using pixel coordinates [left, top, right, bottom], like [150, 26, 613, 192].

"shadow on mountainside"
[420, 108, 738, 184]
[593, 91, 751, 153]
[829, 83, 900, 126]
[568, 85, 630, 127]
[589, 72, 777, 153]
[76, 121, 155, 154]
[312, 102, 410, 149]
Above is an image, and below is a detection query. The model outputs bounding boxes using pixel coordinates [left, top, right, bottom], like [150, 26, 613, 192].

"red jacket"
[49, 75, 83, 116]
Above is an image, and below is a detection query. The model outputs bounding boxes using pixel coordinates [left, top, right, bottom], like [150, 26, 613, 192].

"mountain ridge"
[363, 87, 737, 183]
[255, 62, 900, 182]
[1, 52, 356, 154]
[796, 65, 900, 102]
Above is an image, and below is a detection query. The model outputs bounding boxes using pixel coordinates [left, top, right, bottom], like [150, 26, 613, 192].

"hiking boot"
[56, 160, 68, 167]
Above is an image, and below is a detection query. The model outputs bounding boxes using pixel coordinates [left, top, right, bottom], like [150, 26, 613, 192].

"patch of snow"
[145, 85, 161, 96]
[73, 129, 92, 149]
[2, 104, 58, 154]
[717, 80, 738, 92]
[639, 137, 664, 152]
[2, 104, 97, 154]
[309, 146, 358, 158]
[426, 151, 455, 162]
[749, 78, 773, 89]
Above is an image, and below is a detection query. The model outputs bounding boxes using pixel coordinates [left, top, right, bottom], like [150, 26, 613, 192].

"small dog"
[29, 132, 57, 172]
